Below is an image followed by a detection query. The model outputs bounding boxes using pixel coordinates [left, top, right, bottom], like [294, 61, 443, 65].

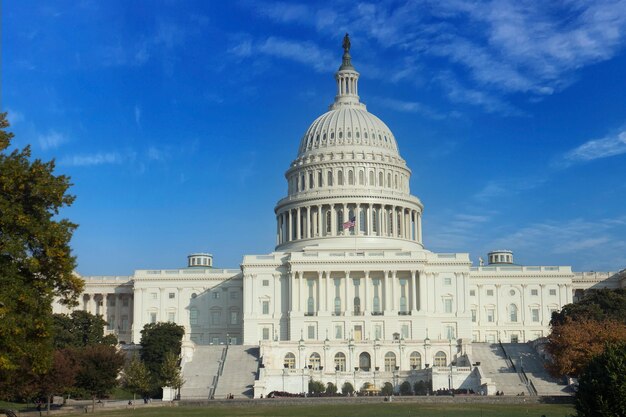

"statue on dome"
[342, 33, 351, 52]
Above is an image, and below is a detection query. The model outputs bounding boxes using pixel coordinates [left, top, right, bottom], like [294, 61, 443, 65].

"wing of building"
[54, 35, 625, 398]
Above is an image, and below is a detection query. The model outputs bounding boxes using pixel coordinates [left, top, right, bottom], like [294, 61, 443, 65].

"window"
[434, 351, 447, 367]
[262, 327, 270, 340]
[531, 289, 538, 296]
[444, 298, 453, 313]
[334, 352, 346, 371]
[151, 292, 157, 300]
[335, 325, 343, 339]
[190, 309, 198, 325]
[150, 312, 157, 323]
[167, 312, 175, 322]
[338, 170, 344, 185]
[309, 353, 321, 370]
[399, 279, 408, 313]
[444, 277, 452, 285]
[549, 289, 557, 296]
[372, 279, 381, 314]
[284, 353, 296, 369]
[531, 308, 539, 322]
[446, 325, 455, 340]
[384, 352, 396, 371]
[487, 308, 495, 322]
[410, 352, 422, 370]
[401, 324, 409, 339]
[107, 316, 114, 330]
[374, 324, 382, 340]
[122, 297, 129, 307]
[109, 297, 116, 307]
[470, 290, 476, 296]
[262, 280, 269, 286]
[327, 171, 333, 186]
[509, 289, 516, 296]
[211, 311, 221, 325]
[471, 309, 477, 322]
[509, 304, 518, 322]
[487, 289, 494, 296]
[213, 292, 220, 299]
[169, 292, 175, 299]
[230, 290, 238, 299]
[262, 301, 270, 315]
[307, 325, 315, 340]
[231, 311, 238, 324]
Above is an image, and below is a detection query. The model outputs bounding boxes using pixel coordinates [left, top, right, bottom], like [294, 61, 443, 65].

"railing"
[499, 341, 537, 396]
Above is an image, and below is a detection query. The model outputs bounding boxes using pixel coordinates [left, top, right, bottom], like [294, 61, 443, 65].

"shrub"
[326, 382, 338, 395]
[399, 380, 413, 395]
[341, 381, 354, 395]
[413, 380, 429, 395]
[308, 380, 325, 395]
[381, 382, 394, 396]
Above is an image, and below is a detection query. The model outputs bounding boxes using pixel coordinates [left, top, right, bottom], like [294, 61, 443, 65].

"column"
[177, 287, 186, 335]
[463, 273, 469, 313]
[367, 204, 373, 236]
[298, 271, 304, 312]
[344, 271, 351, 315]
[364, 271, 370, 313]
[317, 272, 323, 314]
[384, 271, 390, 312]
[391, 206, 396, 237]
[296, 207, 301, 240]
[115, 293, 121, 331]
[331, 204, 337, 236]
[495, 284, 502, 326]
[342, 204, 348, 235]
[324, 271, 330, 313]
[521, 284, 527, 324]
[410, 271, 417, 312]
[418, 213, 423, 243]
[159, 288, 165, 321]
[101, 293, 108, 319]
[391, 271, 398, 312]
[288, 210, 293, 242]
[455, 273, 462, 316]
[317, 205, 322, 237]
[276, 215, 280, 245]
[307, 206, 312, 238]
[355, 203, 361, 235]
[273, 273, 279, 317]
[430, 273, 437, 313]
[418, 271, 426, 311]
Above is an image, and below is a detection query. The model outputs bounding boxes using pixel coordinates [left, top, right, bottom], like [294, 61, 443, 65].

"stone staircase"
[471, 343, 529, 395]
[180, 345, 225, 400]
[213, 345, 260, 399]
[500, 343, 569, 395]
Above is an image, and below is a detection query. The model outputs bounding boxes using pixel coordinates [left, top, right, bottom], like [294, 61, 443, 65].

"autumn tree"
[35, 349, 79, 415]
[0, 112, 83, 397]
[546, 318, 626, 377]
[74, 344, 125, 412]
[575, 342, 626, 417]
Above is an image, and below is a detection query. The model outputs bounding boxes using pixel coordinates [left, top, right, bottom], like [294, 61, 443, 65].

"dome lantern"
[331, 33, 365, 111]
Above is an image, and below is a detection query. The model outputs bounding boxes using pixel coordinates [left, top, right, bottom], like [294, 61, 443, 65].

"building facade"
[53, 36, 625, 395]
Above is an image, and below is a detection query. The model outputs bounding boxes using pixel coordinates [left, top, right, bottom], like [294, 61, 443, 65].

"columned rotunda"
[54, 35, 624, 398]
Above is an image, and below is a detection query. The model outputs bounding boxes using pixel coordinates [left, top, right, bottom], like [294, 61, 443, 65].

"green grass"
[0, 400, 31, 411]
[55, 403, 575, 417]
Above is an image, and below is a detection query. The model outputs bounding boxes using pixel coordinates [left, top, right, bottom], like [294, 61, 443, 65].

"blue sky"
[3, 1, 626, 275]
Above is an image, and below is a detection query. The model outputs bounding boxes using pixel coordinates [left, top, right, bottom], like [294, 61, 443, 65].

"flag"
[343, 217, 356, 229]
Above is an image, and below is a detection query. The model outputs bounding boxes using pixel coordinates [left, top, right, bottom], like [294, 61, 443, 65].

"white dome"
[297, 107, 399, 157]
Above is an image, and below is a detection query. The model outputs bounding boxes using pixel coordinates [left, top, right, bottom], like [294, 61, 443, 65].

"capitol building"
[54, 36, 624, 398]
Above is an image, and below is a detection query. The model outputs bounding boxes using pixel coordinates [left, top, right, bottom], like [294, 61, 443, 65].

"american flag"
[342, 217, 356, 229]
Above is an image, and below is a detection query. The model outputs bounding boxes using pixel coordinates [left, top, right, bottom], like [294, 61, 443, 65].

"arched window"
[325, 210, 332, 234]
[358, 171, 364, 185]
[364, 132, 368, 139]
[410, 352, 422, 370]
[359, 352, 371, 371]
[369, 171, 374, 186]
[318, 171, 323, 187]
[372, 210, 378, 234]
[359, 207, 366, 232]
[379, 172, 383, 186]
[337, 209, 343, 234]
[388, 212, 393, 236]
[338, 171, 344, 186]
[434, 351, 447, 367]
[284, 352, 296, 369]
[327, 171, 333, 186]
[309, 352, 321, 370]
[387, 173, 392, 187]
[309, 172, 314, 189]
[348, 170, 354, 185]
[394, 174, 398, 189]
[384, 352, 396, 371]
[334, 352, 346, 371]
[301, 174, 305, 190]
[510, 304, 518, 322]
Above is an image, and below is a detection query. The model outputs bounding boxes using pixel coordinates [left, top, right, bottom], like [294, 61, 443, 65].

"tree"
[546, 318, 626, 377]
[52, 311, 117, 349]
[551, 289, 626, 326]
[325, 382, 337, 395]
[36, 349, 79, 415]
[160, 352, 184, 393]
[123, 357, 152, 400]
[0, 112, 83, 395]
[139, 322, 184, 387]
[308, 380, 325, 395]
[399, 380, 413, 396]
[575, 343, 626, 417]
[74, 345, 125, 412]
[341, 381, 354, 395]
[381, 382, 394, 396]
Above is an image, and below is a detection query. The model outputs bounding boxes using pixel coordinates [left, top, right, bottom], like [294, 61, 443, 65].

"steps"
[471, 343, 529, 395]
[213, 345, 259, 399]
[500, 343, 569, 395]
[180, 345, 225, 400]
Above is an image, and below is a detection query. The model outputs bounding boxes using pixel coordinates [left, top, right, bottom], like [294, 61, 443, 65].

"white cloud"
[563, 130, 626, 164]
[373, 96, 447, 120]
[6, 109, 24, 126]
[474, 177, 545, 201]
[61, 152, 122, 167]
[134, 105, 142, 128]
[258, 37, 334, 73]
[38, 130, 68, 150]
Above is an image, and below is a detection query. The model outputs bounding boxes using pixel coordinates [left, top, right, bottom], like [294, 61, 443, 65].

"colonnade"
[80, 292, 133, 333]
[276, 203, 422, 245]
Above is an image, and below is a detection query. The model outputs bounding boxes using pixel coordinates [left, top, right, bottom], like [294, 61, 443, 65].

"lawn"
[52, 403, 575, 417]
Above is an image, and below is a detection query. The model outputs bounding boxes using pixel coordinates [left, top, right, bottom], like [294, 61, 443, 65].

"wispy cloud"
[562, 129, 626, 165]
[61, 152, 123, 167]
[38, 130, 68, 150]
[134, 105, 142, 128]
[474, 177, 546, 201]
[373, 96, 448, 120]
[6, 109, 24, 126]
